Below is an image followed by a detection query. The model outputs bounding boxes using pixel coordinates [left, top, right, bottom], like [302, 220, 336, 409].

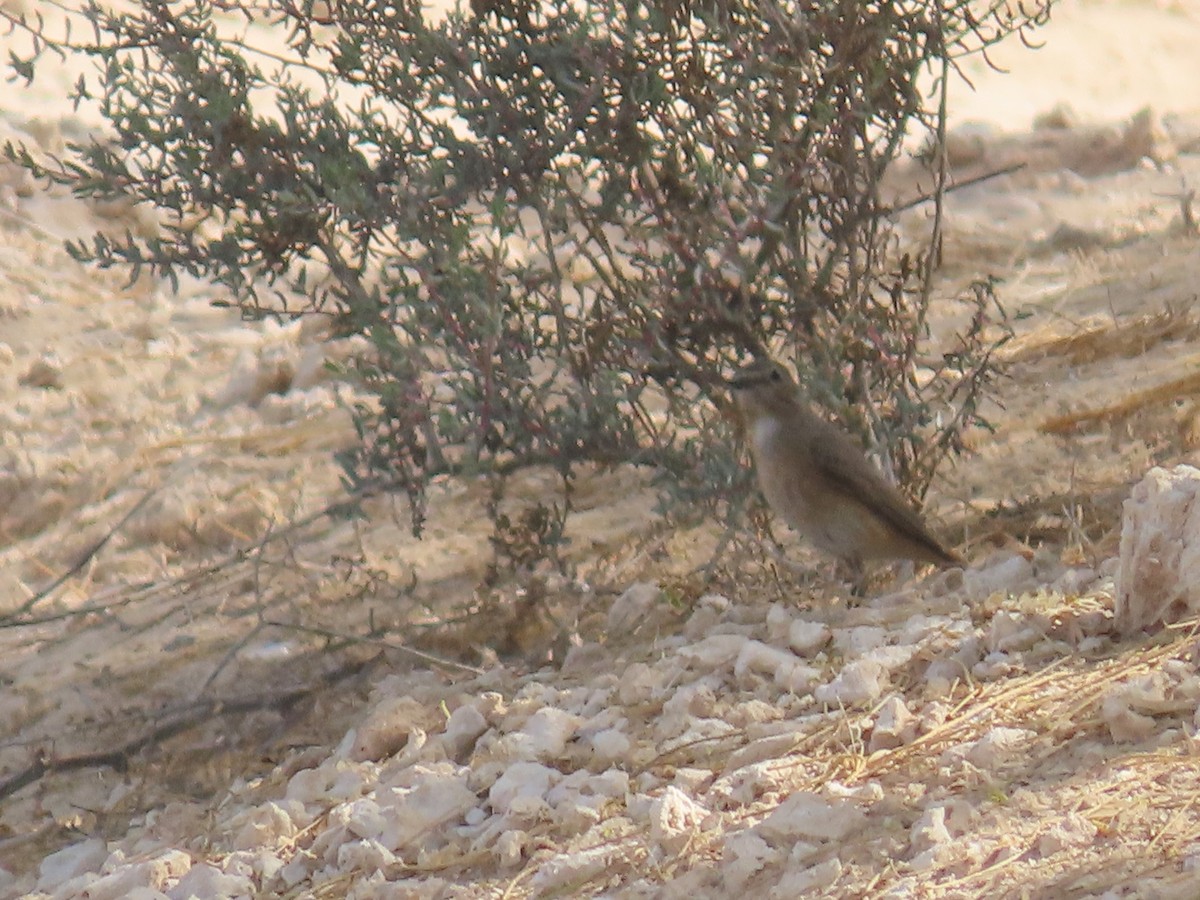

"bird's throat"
[752, 415, 782, 452]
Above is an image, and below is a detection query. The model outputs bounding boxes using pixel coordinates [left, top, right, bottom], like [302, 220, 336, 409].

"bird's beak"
[727, 365, 775, 390]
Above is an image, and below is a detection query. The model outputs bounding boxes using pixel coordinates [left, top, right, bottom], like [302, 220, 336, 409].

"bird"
[729, 359, 962, 578]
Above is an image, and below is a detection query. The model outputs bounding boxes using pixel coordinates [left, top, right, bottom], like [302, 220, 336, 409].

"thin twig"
[0, 657, 371, 802]
[197, 621, 269, 698]
[885, 162, 1027, 218]
[0, 477, 401, 628]
[260, 618, 487, 675]
[5, 484, 165, 621]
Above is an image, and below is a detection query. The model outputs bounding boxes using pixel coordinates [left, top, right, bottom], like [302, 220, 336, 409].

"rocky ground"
[5, 1, 1200, 898]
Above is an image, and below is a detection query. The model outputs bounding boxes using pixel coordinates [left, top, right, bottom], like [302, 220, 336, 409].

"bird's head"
[727, 359, 800, 420]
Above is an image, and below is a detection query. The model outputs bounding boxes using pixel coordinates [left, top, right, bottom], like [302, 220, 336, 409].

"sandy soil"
[5, 1, 1200, 898]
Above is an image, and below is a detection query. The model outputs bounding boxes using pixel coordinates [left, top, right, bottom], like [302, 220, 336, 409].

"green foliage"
[3, 0, 1051, 543]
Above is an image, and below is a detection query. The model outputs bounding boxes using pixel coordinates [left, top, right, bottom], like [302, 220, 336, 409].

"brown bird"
[730, 360, 961, 575]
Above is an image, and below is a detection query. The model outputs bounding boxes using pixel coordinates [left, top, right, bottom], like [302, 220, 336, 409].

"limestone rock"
[1116, 466, 1200, 634]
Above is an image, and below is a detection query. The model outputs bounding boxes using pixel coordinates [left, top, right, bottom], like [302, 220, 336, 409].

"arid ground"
[4, 1, 1200, 897]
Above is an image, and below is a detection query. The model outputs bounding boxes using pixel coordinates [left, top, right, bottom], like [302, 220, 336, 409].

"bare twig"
[0, 657, 372, 802]
[0, 477, 403, 628]
[260, 618, 487, 676]
[885, 162, 1027, 218]
[5, 484, 164, 621]
[1153, 178, 1198, 236]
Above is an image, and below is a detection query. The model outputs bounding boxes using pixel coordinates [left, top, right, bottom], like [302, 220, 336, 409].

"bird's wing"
[803, 416, 959, 563]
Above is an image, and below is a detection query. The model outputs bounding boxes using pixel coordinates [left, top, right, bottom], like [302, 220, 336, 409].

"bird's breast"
[748, 414, 816, 529]
[751, 415, 783, 454]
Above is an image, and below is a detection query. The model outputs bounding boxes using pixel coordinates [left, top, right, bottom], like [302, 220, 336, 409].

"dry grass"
[1005, 304, 1200, 368]
[1040, 366, 1200, 436]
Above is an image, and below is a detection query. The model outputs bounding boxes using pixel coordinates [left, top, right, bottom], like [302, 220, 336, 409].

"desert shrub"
[3, 0, 1051, 551]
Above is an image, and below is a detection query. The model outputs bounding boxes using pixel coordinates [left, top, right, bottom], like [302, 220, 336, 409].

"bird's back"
[754, 403, 959, 565]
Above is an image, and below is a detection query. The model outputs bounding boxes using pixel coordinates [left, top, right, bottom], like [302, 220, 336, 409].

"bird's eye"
[770, 368, 782, 382]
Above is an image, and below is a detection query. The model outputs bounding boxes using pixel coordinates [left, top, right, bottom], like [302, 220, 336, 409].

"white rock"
[726, 698, 784, 727]
[828, 780, 885, 803]
[464, 805, 488, 827]
[963, 553, 1034, 601]
[1052, 567, 1097, 595]
[336, 838, 396, 871]
[1036, 813, 1099, 856]
[969, 726, 1035, 766]
[832, 626, 889, 657]
[118, 888, 173, 900]
[722, 831, 778, 892]
[910, 805, 953, 854]
[734, 640, 801, 683]
[167, 864, 254, 900]
[684, 603, 723, 640]
[765, 603, 793, 642]
[489, 761, 558, 815]
[37, 838, 108, 892]
[869, 696, 917, 752]
[1103, 692, 1158, 742]
[941, 727, 1035, 770]
[649, 786, 709, 853]
[509, 706, 581, 760]
[672, 767, 715, 793]
[373, 765, 479, 851]
[587, 726, 631, 763]
[698, 592, 732, 612]
[53, 867, 158, 900]
[711, 760, 787, 806]
[546, 769, 629, 823]
[343, 797, 387, 842]
[1116, 466, 1200, 634]
[678, 634, 748, 669]
[231, 801, 299, 850]
[441, 704, 489, 760]
[777, 662, 822, 693]
[616, 662, 664, 705]
[349, 696, 431, 762]
[495, 830, 527, 867]
[240, 850, 284, 884]
[788, 620, 832, 656]
[769, 857, 843, 897]
[756, 792, 867, 843]
[657, 681, 720, 739]
[986, 610, 1043, 653]
[899, 614, 964, 645]
[861, 645, 918, 673]
[285, 760, 369, 805]
[607, 582, 661, 633]
[528, 842, 622, 894]
[277, 852, 317, 888]
[814, 659, 886, 705]
[973, 651, 1020, 680]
